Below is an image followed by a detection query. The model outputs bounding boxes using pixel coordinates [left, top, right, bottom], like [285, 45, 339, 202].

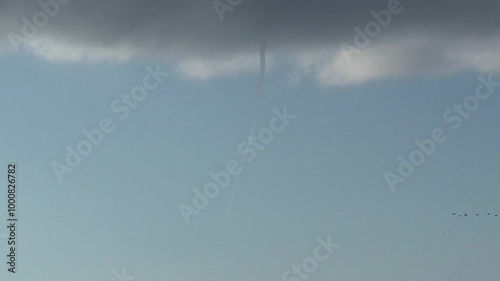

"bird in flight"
[452, 212, 498, 217]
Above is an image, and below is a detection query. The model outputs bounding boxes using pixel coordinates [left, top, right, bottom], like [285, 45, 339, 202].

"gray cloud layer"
[1, 0, 499, 85]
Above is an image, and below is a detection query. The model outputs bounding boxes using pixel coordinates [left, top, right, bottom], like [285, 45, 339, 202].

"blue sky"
[0, 55, 499, 281]
[0, 1, 499, 281]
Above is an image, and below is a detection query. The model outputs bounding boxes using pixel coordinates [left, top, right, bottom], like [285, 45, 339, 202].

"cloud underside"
[1, 0, 500, 86]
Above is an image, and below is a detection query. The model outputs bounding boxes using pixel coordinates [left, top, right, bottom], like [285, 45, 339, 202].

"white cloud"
[288, 35, 500, 86]
[176, 54, 262, 80]
[18, 37, 135, 63]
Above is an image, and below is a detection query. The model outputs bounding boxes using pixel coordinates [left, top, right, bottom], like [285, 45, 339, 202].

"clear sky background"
[0, 1, 499, 281]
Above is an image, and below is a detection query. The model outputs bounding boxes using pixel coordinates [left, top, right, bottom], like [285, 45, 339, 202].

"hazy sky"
[0, 1, 499, 281]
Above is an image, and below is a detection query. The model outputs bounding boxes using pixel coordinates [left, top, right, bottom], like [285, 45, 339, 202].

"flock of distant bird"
[453, 213, 498, 217]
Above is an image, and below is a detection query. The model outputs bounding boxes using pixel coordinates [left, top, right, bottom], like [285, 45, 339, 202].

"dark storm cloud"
[1, 0, 499, 84]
